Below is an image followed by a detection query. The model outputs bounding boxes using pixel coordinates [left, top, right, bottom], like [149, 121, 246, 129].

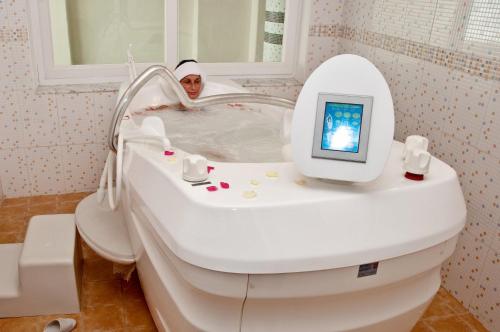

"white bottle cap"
[404, 148, 431, 175]
[403, 135, 429, 160]
[183, 155, 208, 182]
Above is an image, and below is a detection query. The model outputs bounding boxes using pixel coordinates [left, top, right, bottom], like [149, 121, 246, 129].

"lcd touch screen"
[312, 93, 373, 163]
[321, 102, 363, 153]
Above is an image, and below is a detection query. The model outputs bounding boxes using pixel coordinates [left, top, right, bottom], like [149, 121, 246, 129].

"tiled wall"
[307, 1, 498, 330]
[0, 0, 118, 196]
[0, 0, 344, 197]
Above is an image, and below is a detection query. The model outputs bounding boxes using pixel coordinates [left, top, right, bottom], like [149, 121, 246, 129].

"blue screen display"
[321, 102, 363, 153]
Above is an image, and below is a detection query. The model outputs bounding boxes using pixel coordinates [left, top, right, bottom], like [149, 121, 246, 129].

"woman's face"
[180, 74, 202, 99]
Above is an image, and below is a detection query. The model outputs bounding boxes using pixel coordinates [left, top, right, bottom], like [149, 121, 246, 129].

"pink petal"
[164, 150, 175, 156]
[207, 186, 218, 192]
[207, 166, 215, 173]
[220, 182, 230, 189]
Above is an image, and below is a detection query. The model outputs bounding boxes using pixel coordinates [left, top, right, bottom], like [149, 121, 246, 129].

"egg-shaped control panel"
[292, 54, 394, 182]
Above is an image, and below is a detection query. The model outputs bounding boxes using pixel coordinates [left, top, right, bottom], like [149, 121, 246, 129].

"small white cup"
[183, 154, 208, 182]
[402, 135, 429, 160]
[404, 148, 431, 175]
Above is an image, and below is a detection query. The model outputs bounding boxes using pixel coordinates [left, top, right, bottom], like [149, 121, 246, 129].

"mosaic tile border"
[309, 24, 500, 82]
[0, 26, 28, 43]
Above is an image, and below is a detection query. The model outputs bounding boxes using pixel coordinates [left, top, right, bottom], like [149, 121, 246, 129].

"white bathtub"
[115, 102, 466, 332]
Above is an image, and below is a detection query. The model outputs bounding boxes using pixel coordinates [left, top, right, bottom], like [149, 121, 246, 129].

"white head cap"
[174, 61, 207, 84]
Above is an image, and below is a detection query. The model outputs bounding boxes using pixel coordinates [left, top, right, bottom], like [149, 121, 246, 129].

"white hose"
[96, 132, 170, 211]
[96, 152, 111, 203]
[95, 132, 121, 211]
[107, 148, 116, 210]
[115, 133, 125, 207]
[103, 133, 123, 211]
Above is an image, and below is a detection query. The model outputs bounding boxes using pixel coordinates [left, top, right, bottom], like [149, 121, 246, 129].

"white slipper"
[44, 318, 77, 332]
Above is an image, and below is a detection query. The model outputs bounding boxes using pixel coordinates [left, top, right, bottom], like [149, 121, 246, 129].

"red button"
[404, 172, 424, 181]
[207, 186, 218, 192]
[220, 182, 230, 189]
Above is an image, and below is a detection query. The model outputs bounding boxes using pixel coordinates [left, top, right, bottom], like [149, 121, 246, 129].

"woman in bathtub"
[140, 59, 243, 113]
[175, 59, 244, 107]
[174, 59, 205, 100]
[138, 59, 204, 113]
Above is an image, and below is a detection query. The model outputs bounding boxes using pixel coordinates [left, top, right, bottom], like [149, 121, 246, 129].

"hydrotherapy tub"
[117, 102, 466, 332]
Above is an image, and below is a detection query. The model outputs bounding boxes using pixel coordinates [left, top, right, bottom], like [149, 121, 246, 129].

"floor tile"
[59, 192, 92, 203]
[121, 274, 145, 300]
[122, 297, 156, 329]
[81, 304, 124, 331]
[0, 215, 28, 233]
[123, 325, 158, 332]
[0, 205, 27, 218]
[442, 290, 469, 314]
[30, 194, 58, 206]
[82, 280, 122, 309]
[426, 315, 475, 332]
[0, 231, 25, 243]
[27, 202, 58, 217]
[83, 258, 116, 282]
[411, 321, 433, 332]
[459, 313, 491, 332]
[0, 197, 30, 207]
[422, 296, 455, 319]
[0, 316, 43, 332]
[57, 200, 79, 213]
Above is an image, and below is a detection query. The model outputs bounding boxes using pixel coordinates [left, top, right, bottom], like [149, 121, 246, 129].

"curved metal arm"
[108, 65, 296, 152]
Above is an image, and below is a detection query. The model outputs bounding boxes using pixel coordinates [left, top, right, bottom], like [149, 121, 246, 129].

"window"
[29, 0, 306, 85]
[464, 0, 500, 45]
[369, 0, 500, 57]
[410, 0, 500, 56]
[460, 0, 500, 56]
[50, 0, 165, 65]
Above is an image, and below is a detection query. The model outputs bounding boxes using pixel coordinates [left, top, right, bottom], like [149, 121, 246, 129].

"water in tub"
[131, 103, 287, 163]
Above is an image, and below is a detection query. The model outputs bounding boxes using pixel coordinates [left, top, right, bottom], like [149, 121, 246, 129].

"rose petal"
[207, 186, 218, 192]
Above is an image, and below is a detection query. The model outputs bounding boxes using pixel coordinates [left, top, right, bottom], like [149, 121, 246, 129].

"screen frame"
[312, 93, 373, 163]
